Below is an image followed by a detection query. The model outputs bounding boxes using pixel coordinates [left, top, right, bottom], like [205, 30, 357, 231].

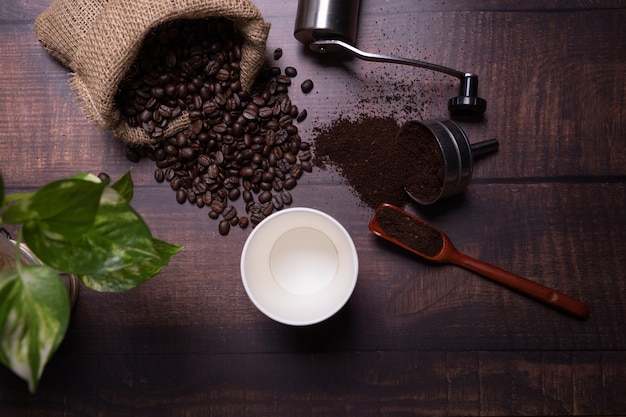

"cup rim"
[240, 207, 359, 326]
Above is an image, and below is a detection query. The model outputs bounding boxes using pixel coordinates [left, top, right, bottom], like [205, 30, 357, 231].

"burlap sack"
[35, 0, 270, 145]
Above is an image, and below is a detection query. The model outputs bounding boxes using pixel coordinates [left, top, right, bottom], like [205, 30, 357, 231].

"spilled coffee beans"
[119, 18, 312, 235]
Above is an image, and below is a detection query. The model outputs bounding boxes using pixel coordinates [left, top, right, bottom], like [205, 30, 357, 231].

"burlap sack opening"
[35, 0, 270, 145]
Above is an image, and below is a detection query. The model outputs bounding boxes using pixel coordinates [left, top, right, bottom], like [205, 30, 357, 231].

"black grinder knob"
[448, 73, 487, 117]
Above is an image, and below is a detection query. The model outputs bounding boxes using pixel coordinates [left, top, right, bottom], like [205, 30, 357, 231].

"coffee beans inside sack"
[121, 18, 312, 235]
[35, 0, 270, 145]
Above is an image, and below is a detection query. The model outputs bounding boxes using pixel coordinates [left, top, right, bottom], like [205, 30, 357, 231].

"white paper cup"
[240, 208, 359, 326]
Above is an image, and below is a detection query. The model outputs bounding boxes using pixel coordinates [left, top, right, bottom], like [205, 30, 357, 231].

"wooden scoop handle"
[449, 249, 590, 319]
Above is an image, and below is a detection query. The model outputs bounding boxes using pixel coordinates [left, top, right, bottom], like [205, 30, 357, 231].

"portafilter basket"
[402, 119, 499, 205]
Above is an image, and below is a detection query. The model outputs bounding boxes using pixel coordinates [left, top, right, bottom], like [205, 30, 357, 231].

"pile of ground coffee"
[313, 116, 443, 210]
[313, 117, 404, 209]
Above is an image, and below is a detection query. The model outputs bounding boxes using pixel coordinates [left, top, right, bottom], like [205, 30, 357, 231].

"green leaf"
[2, 179, 105, 239]
[23, 187, 158, 276]
[0, 265, 70, 393]
[79, 238, 183, 292]
[111, 170, 134, 203]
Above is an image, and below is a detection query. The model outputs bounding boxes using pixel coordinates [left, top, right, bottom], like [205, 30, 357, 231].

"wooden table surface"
[2, 0, 625, 415]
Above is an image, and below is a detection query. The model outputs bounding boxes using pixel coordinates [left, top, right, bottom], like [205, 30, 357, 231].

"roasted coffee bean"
[250, 212, 265, 226]
[197, 154, 211, 167]
[299, 150, 312, 161]
[192, 182, 207, 195]
[301, 79, 314, 93]
[165, 143, 178, 156]
[154, 168, 165, 183]
[281, 190, 292, 205]
[214, 188, 227, 201]
[214, 151, 225, 165]
[283, 177, 297, 190]
[259, 181, 273, 191]
[290, 164, 303, 179]
[273, 48, 283, 60]
[259, 106, 273, 118]
[180, 147, 195, 159]
[238, 217, 249, 229]
[125, 147, 141, 163]
[243, 104, 259, 120]
[97, 172, 110, 183]
[223, 176, 239, 189]
[247, 202, 261, 214]
[284, 66, 297, 77]
[261, 202, 274, 216]
[175, 189, 187, 204]
[210, 199, 225, 214]
[222, 205, 237, 221]
[170, 176, 181, 190]
[283, 152, 297, 164]
[261, 171, 275, 183]
[139, 109, 152, 123]
[296, 109, 308, 122]
[218, 219, 231, 235]
[271, 194, 284, 210]
[239, 166, 254, 178]
[207, 164, 219, 179]
[272, 177, 283, 192]
[186, 188, 196, 204]
[258, 190, 272, 204]
[232, 122, 245, 137]
[228, 187, 240, 201]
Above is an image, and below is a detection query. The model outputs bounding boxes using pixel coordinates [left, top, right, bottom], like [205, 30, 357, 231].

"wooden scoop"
[369, 203, 590, 319]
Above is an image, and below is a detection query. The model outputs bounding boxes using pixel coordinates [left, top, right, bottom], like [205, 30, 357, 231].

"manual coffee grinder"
[294, 0, 499, 204]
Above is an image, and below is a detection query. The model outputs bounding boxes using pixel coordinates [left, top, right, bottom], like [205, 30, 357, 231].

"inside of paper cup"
[241, 208, 358, 325]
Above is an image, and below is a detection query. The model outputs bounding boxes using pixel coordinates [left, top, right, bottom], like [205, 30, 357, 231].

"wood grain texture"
[1, 0, 625, 415]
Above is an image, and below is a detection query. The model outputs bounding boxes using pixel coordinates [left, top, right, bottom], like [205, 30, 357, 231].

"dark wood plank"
[1, 350, 625, 416]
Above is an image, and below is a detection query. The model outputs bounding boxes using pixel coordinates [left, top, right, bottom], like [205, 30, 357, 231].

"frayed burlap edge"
[34, 0, 105, 67]
[36, 0, 270, 145]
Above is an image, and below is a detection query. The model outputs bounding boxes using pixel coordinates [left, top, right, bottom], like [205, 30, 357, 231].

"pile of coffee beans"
[118, 18, 313, 235]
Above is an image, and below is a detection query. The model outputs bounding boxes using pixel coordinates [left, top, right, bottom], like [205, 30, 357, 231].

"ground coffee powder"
[374, 205, 443, 257]
[397, 121, 444, 204]
[313, 116, 443, 210]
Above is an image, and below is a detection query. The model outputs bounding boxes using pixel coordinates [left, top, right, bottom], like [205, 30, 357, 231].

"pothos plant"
[0, 171, 182, 392]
